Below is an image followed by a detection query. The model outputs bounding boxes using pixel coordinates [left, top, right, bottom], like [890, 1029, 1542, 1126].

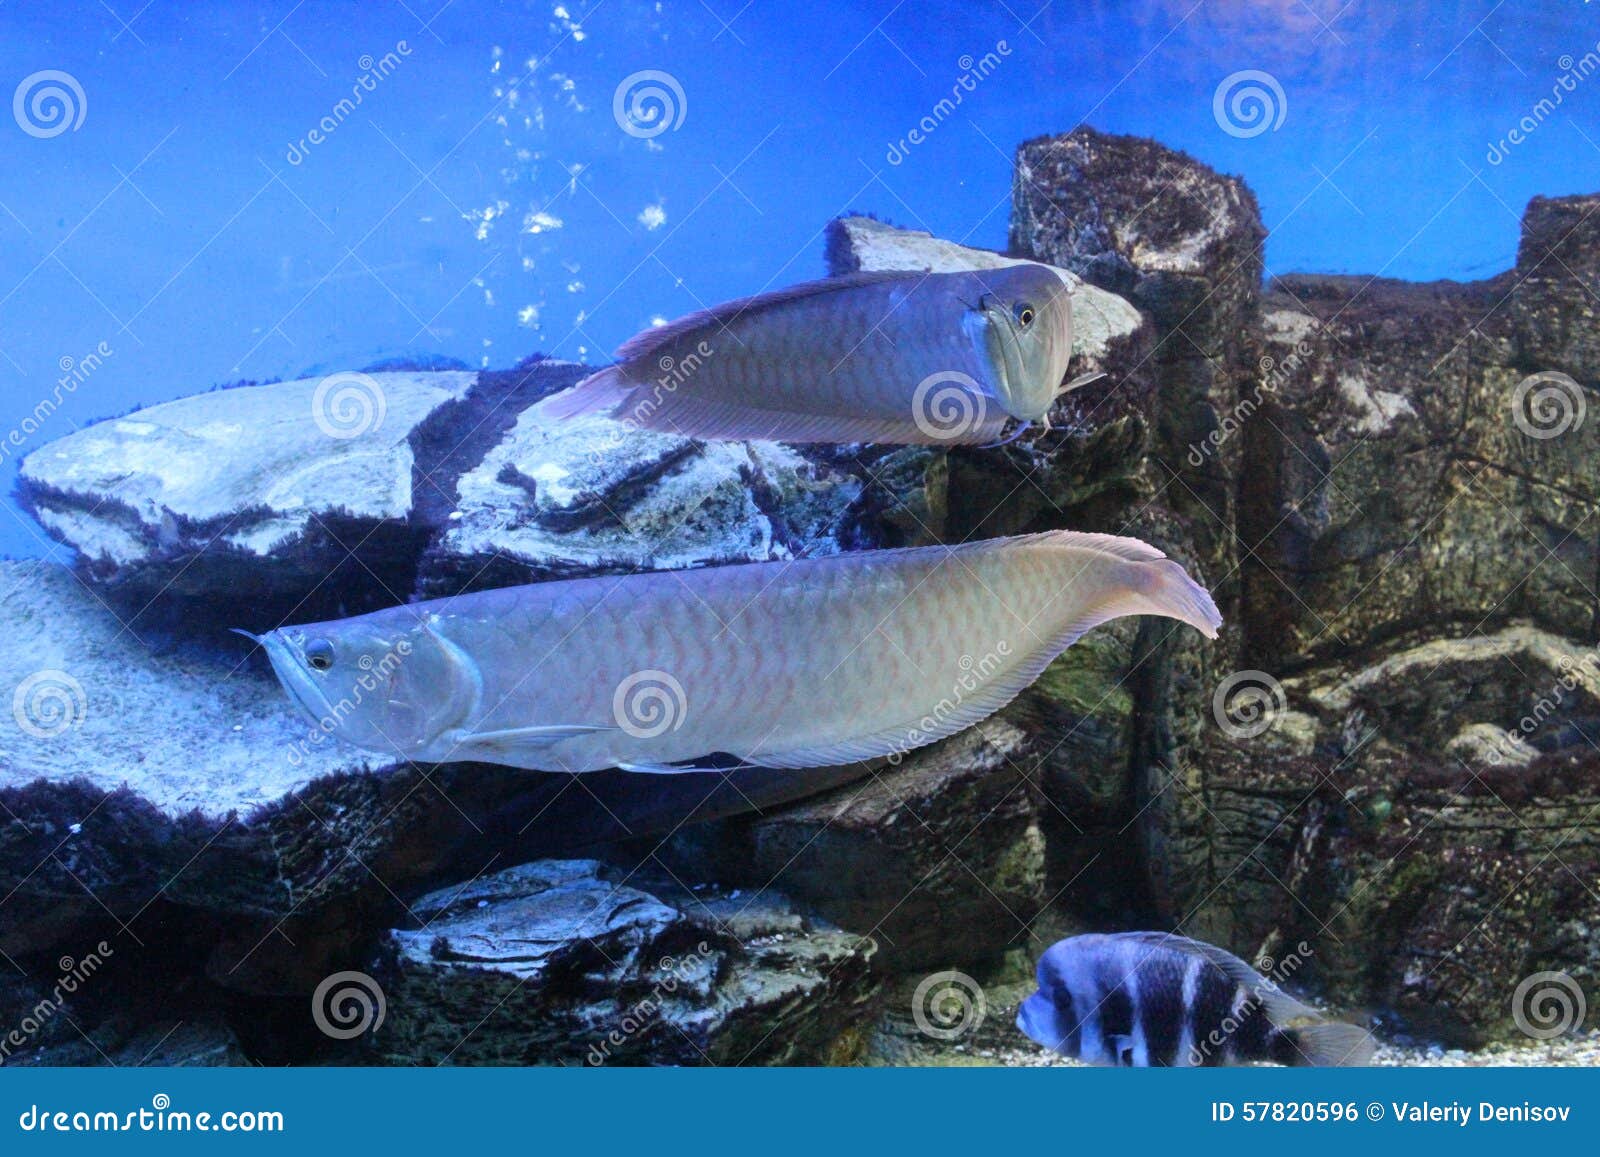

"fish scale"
[257, 530, 1221, 773]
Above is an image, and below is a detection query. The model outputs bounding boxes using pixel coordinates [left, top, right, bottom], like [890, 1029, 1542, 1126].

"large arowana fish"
[537, 265, 1090, 445]
[247, 531, 1220, 774]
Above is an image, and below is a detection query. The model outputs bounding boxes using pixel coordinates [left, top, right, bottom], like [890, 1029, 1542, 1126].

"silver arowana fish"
[1016, 933, 1376, 1068]
[538, 265, 1091, 445]
[248, 532, 1220, 774]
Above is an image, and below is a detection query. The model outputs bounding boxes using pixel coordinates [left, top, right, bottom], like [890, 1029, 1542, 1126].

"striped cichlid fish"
[1017, 932, 1376, 1067]
[246, 531, 1220, 774]
[538, 265, 1089, 445]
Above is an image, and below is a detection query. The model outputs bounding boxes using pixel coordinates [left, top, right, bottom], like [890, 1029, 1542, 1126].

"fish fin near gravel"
[439, 723, 613, 763]
[611, 271, 923, 363]
[1279, 1022, 1377, 1067]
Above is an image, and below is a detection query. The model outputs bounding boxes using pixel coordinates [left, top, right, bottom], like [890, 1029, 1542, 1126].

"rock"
[1513, 194, 1600, 380]
[418, 409, 861, 594]
[683, 719, 1046, 972]
[374, 860, 878, 1065]
[17, 370, 476, 623]
[1010, 126, 1265, 645]
[1244, 265, 1600, 665]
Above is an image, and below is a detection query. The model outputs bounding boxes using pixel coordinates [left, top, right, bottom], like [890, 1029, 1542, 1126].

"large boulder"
[375, 860, 878, 1065]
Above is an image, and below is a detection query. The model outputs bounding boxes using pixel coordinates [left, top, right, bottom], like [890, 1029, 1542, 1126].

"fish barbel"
[537, 265, 1085, 444]
[250, 531, 1220, 773]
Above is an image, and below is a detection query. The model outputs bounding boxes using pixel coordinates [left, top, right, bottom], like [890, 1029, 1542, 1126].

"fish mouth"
[256, 630, 335, 730]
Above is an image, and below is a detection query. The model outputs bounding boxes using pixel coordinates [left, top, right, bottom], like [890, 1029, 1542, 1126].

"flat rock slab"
[375, 860, 879, 1065]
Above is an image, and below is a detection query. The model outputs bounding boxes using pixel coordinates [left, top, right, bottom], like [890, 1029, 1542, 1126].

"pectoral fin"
[436, 723, 612, 763]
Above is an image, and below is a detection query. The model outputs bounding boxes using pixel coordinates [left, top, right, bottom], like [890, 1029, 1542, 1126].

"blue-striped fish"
[1016, 933, 1374, 1067]
[538, 266, 1084, 444]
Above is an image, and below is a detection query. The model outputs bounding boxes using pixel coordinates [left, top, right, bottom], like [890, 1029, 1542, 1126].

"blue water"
[0, 0, 1593, 560]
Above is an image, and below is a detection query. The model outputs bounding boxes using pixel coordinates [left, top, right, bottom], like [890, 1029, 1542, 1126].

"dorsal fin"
[614, 270, 932, 362]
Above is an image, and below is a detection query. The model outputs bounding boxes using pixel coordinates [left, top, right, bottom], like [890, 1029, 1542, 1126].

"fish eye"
[305, 639, 335, 671]
[1014, 302, 1036, 328]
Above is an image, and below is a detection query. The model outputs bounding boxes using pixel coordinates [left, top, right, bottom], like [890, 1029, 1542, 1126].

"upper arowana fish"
[537, 265, 1093, 445]
[1016, 932, 1376, 1067]
[245, 531, 1220, 774]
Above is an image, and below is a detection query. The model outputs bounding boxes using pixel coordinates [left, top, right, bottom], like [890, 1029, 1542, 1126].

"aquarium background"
[0, 0, 1594, 559]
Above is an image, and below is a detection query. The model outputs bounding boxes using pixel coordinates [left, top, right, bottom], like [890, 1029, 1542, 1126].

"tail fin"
[1137, 558, 1223, 639]
[1032, 531, 1222, 640]
[534, 366, 631, 422]
[1279, 1022, 1377, 1067]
